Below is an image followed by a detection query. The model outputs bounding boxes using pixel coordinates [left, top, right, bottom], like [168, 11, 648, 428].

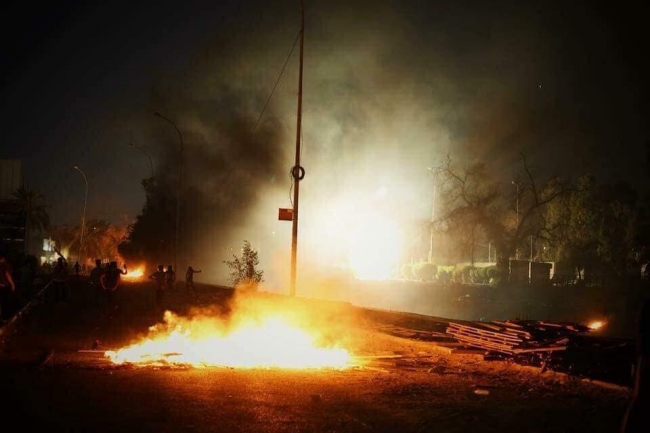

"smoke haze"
[1, 1, 646, 299]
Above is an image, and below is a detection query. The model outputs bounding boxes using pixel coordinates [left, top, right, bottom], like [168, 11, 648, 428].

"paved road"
[0, 277, 631, 432]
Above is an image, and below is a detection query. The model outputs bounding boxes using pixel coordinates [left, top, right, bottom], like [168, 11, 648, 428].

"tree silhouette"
[435, 154, 568, 278]
[223, 240, 264, 289]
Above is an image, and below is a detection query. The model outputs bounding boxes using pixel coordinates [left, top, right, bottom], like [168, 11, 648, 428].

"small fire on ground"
[122, 267, 145, 280]
[104, 311, 351, 369]
[588, 320, 606, 330]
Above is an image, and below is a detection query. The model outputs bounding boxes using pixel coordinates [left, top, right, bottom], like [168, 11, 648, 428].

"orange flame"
[588, 320, 606, 330]
[123, 267, 144, 280]
[104, 311, 351, 369]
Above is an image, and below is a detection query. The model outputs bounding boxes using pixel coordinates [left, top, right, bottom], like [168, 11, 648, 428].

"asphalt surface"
[0, 277, 633, 432]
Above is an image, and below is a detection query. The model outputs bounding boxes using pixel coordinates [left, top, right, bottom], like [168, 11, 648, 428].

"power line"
[252, 31, 301, 134]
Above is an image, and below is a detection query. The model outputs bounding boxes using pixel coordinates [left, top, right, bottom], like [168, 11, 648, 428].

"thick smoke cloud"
[0, 0, 644, 319]
[142, 87, 290, 286]
[116, 0, 646, 294]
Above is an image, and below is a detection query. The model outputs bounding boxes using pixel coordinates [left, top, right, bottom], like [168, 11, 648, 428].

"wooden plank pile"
[445, 319, 591, 355]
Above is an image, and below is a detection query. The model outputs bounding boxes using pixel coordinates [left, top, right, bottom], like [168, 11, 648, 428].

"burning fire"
[588, 320, 606, 330]
[105, 311, 351, 369]
[312, 189, 403, 281]
[123, 267, 145, 280]
[348, 214, 401, 280]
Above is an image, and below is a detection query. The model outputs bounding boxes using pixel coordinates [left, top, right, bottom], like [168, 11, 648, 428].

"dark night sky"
[1, 0, 648, 229]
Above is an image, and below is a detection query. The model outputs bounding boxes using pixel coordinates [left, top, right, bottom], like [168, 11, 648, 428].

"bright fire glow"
[588, 320, 606, 330]
[310, 189, 403, 281]
[105, 311, 351, 369]
[348, 214, 401, 280]
[123, 267, 144, 279]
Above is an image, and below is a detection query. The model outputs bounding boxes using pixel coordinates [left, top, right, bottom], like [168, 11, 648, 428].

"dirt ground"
[0, 278, 633, 432]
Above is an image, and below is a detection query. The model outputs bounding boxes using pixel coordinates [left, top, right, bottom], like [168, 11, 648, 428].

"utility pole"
[154, 112, 183, 279]
[289, 0, 305, 297]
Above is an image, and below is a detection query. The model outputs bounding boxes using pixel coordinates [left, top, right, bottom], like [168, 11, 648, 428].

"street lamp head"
[73, 165, 79, 170]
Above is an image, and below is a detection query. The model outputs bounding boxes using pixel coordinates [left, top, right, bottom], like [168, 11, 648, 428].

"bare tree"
[434, 154, 569, 276]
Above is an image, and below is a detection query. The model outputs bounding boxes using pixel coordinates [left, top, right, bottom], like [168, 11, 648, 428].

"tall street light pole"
[427, 165, 440, 263]
[289, 0, 305, 297]
[127, 142, 154, 178]
[73, 165, 88, 265]
[154, 112, 183, 276]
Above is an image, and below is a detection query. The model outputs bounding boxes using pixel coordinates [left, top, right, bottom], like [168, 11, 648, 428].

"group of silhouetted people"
[84, 260, 203, 310]
[147, 264, 201, 308]
[87, 259, 128, 308]
[4, 253, 203, 315]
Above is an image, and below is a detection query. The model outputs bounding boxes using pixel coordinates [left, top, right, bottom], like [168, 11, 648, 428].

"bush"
[412, 262, 438, 281]
[434, 265, 453, 283]
[400, 264, 413, 280]
[470, 266, 488, 284]
[436, 269, 452, 283]
[486, 266, 505, 286]
[462, 266, 476, 283]
[223, 240, 264, 290]
[452, 266, 465, 283]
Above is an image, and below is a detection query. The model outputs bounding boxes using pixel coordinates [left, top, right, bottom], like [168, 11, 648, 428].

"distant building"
[0, 159, 53, 262]
[41, 237, 57, 265]
[0, 159, 26, 256]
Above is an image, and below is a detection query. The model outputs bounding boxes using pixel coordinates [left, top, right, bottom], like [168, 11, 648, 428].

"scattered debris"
[444, 319, 635, 388]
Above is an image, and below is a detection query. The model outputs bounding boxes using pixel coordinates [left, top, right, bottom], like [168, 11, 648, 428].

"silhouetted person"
[100, 261, 127, 308]
[73, 261, 81, 278]
[185, 266, 202, 300]
[89, 259, 104, 289]
[621, 295, 650, 432]
[165, 265, 176, 293]
[149, 265, 166, 308]
[0, 252, 16, 323]
[51, 257, 68, 303]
